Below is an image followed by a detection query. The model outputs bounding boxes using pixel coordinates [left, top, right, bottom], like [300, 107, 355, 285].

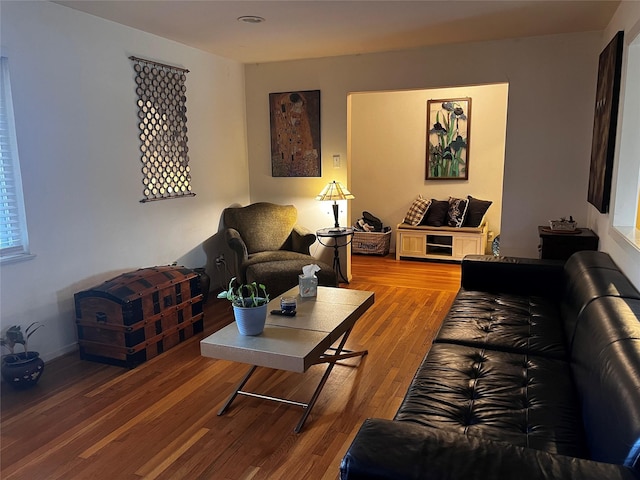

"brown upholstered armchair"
[222, 202, 337, 297]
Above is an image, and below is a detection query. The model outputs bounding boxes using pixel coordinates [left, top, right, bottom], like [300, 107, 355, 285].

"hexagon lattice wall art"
[130, 56, 195, 202]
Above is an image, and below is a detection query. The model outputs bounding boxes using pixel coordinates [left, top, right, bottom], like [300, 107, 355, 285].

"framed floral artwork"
[426, 98, 471, 180]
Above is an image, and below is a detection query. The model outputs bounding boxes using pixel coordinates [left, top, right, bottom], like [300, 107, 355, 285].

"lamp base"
[332, 202, 340, 229]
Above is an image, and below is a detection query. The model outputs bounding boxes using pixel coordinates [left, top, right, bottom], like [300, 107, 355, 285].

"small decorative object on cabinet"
[75, 266, 204, 368]
[549, 216, 577, 232]
[218, 278, 269, 336]
[1, 322, 45, 389]
[538, 226, 599, 260]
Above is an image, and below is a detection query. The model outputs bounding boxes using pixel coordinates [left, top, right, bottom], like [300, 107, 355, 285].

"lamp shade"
[315, 181, 355, 201]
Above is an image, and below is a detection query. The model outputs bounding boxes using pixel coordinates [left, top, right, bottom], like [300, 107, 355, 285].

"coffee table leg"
[294, 327, 366, 433]
[217, 329, 367, 433]
[218, 365, 257, 416]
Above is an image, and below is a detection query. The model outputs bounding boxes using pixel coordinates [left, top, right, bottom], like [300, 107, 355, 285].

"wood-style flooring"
[1, 255, 461, 480]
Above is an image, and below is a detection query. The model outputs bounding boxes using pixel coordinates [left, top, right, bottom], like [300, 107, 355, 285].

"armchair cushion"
[223, 203, 299, 254]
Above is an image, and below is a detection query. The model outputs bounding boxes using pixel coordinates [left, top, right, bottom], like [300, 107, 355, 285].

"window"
[0, 56, 31, 263]
[612, 29, 640, 250]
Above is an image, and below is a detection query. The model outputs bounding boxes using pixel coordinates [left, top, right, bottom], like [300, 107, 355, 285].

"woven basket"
[352, 230, 391, 255]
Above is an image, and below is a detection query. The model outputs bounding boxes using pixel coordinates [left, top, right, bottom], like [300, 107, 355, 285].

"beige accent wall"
[349, 84, 508, 253]
[245, 30, 601, 264]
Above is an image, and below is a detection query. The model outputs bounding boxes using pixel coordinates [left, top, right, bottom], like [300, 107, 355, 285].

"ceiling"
[54, 1, 620, 64]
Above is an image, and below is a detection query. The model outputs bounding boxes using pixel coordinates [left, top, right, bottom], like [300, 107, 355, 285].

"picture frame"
[426, 98, 471, 180]
[269, 90, 321, 177]
[587, 31, 624, 213]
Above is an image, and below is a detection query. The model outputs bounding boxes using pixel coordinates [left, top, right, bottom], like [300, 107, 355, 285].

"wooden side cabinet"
[538, 226, 599, 260]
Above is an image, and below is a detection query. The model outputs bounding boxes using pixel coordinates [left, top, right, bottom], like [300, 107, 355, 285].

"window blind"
[0, 56, 29, 259]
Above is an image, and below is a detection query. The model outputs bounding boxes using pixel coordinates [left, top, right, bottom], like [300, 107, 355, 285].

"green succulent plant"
[217, 277, 269, 308]
[1, 322, 44, 354]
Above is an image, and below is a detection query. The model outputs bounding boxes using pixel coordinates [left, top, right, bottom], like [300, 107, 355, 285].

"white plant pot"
[233, 301, 268, 335]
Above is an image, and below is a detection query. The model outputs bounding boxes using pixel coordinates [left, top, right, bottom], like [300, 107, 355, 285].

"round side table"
[316, 227, 354, 283]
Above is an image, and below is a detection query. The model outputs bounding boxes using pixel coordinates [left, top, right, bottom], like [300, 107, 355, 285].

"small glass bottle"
[280, 296, 297, 313]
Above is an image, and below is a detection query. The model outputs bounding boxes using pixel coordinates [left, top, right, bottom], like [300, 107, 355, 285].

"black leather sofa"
[341, 251, 640, 480]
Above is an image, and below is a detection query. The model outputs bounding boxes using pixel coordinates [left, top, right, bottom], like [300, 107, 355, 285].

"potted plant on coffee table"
[1, 322, 45, 389]
[218, 278, 270, 335]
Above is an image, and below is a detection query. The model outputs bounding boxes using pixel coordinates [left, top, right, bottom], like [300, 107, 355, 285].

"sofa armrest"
[340, 419, 640, 480]
[461, 255, 565, 298]
[291, 225, 316, 254]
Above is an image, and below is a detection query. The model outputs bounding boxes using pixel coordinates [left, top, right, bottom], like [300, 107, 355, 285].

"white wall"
[587, 0, 640, 288]
[349, 84, 508, 252]
[0, 2, 250, 361]
[245, 30, 601, 261]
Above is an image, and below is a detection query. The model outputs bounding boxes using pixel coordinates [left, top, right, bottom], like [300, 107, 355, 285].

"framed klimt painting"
[269, 90, 321, 177]
[426, 98, 471, 180]
[587, 31, 624, 213]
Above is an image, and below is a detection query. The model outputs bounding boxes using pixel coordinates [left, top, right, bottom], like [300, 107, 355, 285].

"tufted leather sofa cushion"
[394, 343, 587, 457]
[435, 290, 567, 359]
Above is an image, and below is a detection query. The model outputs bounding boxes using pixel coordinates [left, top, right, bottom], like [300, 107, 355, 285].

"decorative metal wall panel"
[130, 56, 194, 202]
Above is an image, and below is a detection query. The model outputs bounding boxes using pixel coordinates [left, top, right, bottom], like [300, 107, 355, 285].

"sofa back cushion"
[570, 297, 640, 470]
[561, 252, 640, 350]
[223, 203, 298, 254]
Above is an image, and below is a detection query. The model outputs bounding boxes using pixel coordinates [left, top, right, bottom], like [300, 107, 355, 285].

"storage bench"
[395, 222, 488, 261]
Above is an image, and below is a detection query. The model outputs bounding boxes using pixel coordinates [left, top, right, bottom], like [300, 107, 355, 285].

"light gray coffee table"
[200, 286, 374, 433]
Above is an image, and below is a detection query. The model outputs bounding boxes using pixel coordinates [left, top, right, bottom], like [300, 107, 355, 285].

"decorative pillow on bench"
[421, 199, 449, 227]
[446, 197, 469, 227]
[403, 195, 492, 228]
[464, 196, 492, 227]
[403, 195, 432, 226]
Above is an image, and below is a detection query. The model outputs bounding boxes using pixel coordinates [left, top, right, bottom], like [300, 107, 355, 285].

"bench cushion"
[396, 222, 485, 234]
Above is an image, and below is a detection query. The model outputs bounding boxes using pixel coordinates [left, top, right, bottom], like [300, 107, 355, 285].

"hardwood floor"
[1, 255, 461, 480]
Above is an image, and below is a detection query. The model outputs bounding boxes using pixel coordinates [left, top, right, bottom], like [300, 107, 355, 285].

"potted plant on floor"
[1, 322, 45, 389]
[218, 278, 270, 335]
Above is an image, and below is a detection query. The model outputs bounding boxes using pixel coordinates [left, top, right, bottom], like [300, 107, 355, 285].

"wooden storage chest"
[74, 266, 204, 368]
